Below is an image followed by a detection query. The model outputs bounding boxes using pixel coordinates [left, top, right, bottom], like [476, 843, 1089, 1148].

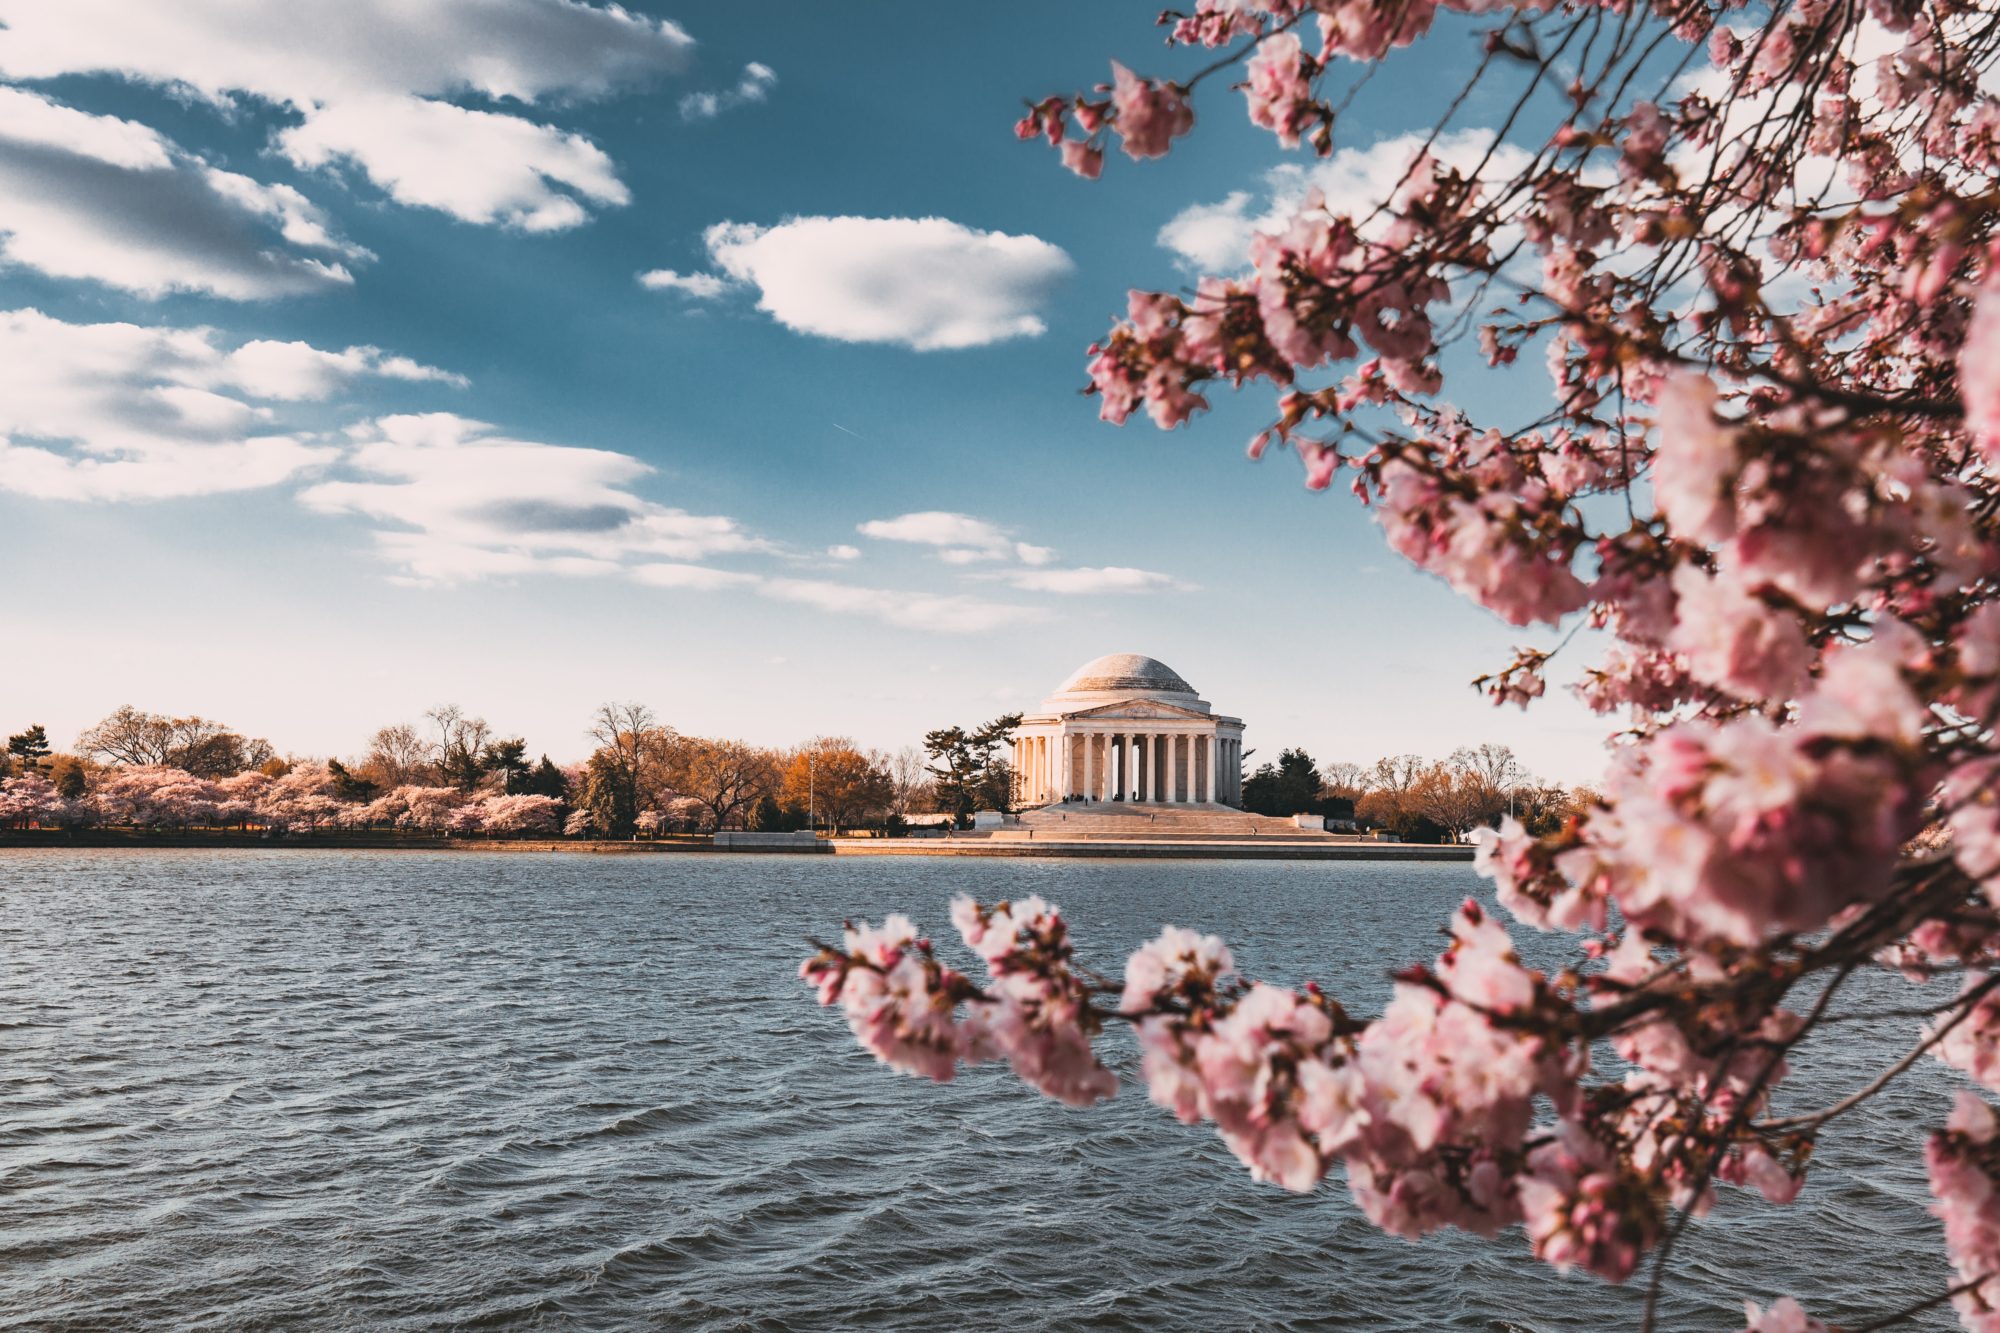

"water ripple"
[0, 849, 1961, 1329]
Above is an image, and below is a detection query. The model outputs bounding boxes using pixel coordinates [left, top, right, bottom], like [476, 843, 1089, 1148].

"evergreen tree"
[923, 713, 1022, 828]
[6, 724, 51, 772]
[326, 758, 378, 803]
[522, 756, 569, 800]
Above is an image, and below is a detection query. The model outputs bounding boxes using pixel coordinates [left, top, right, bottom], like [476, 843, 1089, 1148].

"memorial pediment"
[1064, 699, 1210, 721]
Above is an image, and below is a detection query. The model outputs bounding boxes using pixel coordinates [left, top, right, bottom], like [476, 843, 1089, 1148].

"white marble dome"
[1040, 653, 1208, 713]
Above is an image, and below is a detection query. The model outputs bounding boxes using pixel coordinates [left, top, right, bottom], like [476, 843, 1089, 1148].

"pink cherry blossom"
[1928, 1093, 2000, 1331]
[1108, 63, 1193, 160]
[1241, 32, 1319, 148]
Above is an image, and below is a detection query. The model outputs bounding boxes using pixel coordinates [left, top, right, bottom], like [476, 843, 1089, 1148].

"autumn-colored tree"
[781, 737, 894, 833]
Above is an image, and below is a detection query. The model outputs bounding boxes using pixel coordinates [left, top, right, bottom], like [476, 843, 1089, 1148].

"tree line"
[3, 710, 1588, 843]
[0, 703, 1035, 838]
[1241, 743, 1596, 844]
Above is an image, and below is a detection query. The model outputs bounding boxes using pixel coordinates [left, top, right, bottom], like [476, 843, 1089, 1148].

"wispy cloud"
[637, 268, 729, 299]
[990, 566, 1190, 595]
[679, 61, 776, 122]
[0, 308, 455, 501]
[298, 413, 770, 585]
[858, 510, 1051, 564]
[758, 577, 1043, 634]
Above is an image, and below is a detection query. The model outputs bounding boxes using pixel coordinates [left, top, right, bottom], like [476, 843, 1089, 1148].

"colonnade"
[1011, 731, 1243, 806]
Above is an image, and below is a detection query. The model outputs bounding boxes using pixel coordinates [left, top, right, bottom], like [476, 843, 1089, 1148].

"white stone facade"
[1010, 654, 1246, 807]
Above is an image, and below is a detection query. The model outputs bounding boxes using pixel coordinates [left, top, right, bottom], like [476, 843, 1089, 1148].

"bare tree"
[886, 744, 929, 816]
[362, 723, 432, 787]
[584, 702, 674, 835]
[1366, 754, 1428, 801]
[1450, 743, 1519, 793]
[76, 706, 271, 777]
[1320, 760, 1368, 802]
[425, 704, 495, 790]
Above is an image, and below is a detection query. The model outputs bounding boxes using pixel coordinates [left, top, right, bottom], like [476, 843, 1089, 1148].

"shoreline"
[0, 833, 1475, 861]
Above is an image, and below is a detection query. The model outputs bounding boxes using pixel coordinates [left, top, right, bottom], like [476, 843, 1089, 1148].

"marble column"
[1206, 732, 1218, 806]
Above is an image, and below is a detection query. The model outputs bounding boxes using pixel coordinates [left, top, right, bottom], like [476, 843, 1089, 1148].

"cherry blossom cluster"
[800, 897, 1117, 1105]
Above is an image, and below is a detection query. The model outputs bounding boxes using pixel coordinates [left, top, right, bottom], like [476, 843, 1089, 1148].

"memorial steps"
[1001, 802, 1343, 841]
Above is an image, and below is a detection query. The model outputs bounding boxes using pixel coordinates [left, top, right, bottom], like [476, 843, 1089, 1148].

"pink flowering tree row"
[806, 1, 2000, 1329]
[0, 766, 564, 838]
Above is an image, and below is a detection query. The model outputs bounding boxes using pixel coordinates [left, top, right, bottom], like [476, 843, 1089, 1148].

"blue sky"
[0, 1, 1609, 782]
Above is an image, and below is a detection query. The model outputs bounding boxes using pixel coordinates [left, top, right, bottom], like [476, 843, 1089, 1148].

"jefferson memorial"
[1011, 654, 1245, 806]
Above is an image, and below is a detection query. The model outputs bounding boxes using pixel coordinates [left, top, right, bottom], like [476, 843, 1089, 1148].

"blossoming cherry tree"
[803, 0, 2000, 1328]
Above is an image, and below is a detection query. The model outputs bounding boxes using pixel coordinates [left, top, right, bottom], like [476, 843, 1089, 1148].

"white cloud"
[759, 578, 1044, 634]
[825, 544, 861, 561]
[859, 511, 1064, 570]
[858, 511, 1019, 559]
[0, 0, 693, 104]
[638, 268, 729, 299]
[278, 95, 627, 232]
[632, 562, 759, 591]
[680, 61, 776, 122]
[993, 566, 1188, 595]
[0, 87, 366, 298]
[219, 341, 467, 400]
[632, 564, 1045, 634]
[1158, 131, 1534, 272]
[298, 413, 772, 584]
[0, 308, 454, 501]
[701, 216, 1072, 350]
[0, 0, 694, 234]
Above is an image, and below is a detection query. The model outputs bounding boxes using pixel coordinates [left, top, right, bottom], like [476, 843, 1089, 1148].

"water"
[0, 850, 1961, 1330]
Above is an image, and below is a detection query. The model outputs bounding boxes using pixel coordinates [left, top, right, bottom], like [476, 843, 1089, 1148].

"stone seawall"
[0, 832, 1473, 861]
[830, 840, 1476, 861]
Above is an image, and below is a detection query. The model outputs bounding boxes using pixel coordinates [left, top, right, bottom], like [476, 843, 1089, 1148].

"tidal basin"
[1, 851, 1960, 1330]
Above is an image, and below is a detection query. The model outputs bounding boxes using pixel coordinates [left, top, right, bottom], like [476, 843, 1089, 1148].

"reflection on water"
[0, 850, 1958, 1329]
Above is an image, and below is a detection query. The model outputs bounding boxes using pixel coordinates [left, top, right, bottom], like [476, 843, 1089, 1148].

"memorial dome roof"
[1056, 653, 1194, 696]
